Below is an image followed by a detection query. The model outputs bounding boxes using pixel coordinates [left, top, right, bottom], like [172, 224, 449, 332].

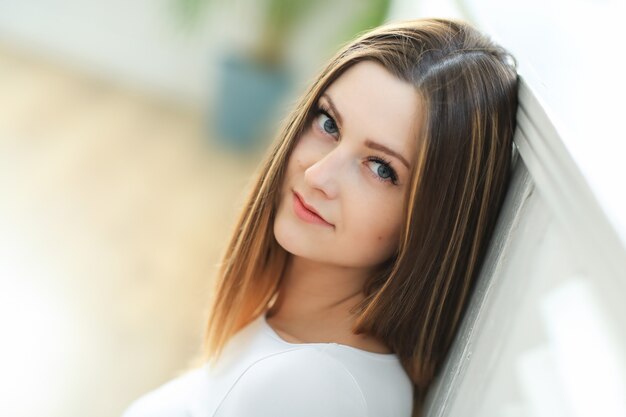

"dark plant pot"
[212, 52, 292, 150]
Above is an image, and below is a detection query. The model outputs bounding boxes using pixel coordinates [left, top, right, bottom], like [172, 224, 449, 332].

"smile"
[292, 192, 333, 227]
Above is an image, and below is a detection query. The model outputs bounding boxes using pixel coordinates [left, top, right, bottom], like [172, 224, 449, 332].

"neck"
[267, 255, 371, 324]
[266, 255, 394, 353]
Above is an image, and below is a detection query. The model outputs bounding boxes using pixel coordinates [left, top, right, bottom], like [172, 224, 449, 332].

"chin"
[273, 204, 394, 268]
[272, 213, 300, 255]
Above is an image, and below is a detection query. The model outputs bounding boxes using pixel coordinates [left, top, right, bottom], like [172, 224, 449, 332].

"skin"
[269, 60, 421, 353]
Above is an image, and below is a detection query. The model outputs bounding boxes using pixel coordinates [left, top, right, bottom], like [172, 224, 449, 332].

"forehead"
[322, 60, 422, 161]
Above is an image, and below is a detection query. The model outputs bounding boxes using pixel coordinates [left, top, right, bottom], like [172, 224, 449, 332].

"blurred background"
[0, 1, 396, 416]
[2, 1, 625, 417]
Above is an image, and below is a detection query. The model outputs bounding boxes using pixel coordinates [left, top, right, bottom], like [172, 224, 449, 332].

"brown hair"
[203, 17, 518, 416]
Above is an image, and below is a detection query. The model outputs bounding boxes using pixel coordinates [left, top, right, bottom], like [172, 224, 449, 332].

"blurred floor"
[0, 42, 263, 417]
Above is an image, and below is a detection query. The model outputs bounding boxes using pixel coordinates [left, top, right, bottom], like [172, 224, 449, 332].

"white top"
[121, 312, 413, 417]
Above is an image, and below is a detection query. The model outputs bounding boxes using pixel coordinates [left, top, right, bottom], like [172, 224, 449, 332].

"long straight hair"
[203, 17, 518, 416]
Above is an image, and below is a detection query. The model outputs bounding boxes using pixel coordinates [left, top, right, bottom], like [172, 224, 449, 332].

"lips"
[293, 191, 333, 226]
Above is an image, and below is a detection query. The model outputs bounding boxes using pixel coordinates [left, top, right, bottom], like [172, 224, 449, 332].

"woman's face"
[273, 60, 421, 270]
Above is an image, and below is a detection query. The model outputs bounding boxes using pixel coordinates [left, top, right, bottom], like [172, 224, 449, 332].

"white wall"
[0, 0, 372, 108]
[0, 0, 266, 105]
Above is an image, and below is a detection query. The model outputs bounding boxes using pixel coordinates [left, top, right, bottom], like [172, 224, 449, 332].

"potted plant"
[173, 0, 391, 150]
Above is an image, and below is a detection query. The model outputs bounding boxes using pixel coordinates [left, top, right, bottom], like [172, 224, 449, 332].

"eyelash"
[313, 104, 399, 185]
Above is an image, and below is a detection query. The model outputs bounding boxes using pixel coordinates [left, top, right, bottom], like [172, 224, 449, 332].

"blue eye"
[314, 106, 339, 137]
[366, 157, 399, 185]
[322, 115, 338, 135]
[376, 163, 392, 179]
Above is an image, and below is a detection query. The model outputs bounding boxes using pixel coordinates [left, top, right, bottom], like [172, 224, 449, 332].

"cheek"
[361, 212, 402, 242]
[291, 128, 331, 163]
[346, 193, 403, 253]
[284, 134, 312, 176]
[281, 144, 304, 190]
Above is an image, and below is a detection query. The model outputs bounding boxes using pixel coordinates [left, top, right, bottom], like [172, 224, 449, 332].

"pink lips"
[292, 192, 333, 227]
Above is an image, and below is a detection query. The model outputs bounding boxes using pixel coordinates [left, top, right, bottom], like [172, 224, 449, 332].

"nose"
[303, 147, 345, 199]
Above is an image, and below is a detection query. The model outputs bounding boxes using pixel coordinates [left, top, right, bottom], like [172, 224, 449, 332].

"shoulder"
[120, 367, 206, 417]
[213, 347, 368, 417]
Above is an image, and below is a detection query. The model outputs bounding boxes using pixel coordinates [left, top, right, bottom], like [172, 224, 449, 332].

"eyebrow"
[321, 94, 411, 169]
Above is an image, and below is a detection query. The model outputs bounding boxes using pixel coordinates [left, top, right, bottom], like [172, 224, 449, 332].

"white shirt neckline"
[260, 312, 399, 361]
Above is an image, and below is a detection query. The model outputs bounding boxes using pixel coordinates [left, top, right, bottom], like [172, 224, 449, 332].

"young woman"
[123, 17, 518, 417]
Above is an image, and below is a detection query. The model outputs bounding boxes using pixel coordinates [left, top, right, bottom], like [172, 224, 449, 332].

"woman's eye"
[315, 109, 339, 137]
[366, 158, 399, 185]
